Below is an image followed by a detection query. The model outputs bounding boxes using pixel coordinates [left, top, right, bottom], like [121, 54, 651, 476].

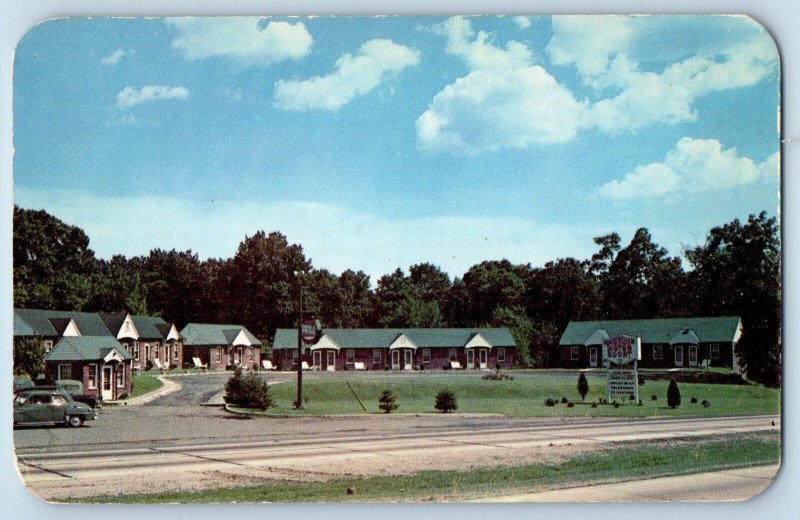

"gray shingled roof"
[44, 336, 132, 362]
[181, 323, 261, 346]
[14, 308, 112, 337]
[559, 317, 742, 346]
[131, 315, 168, 340]
[273, 328, 517, 350]
[13, 313, 35, 337]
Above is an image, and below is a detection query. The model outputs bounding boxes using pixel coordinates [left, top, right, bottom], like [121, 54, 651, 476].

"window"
[675, 346, 684, 365]
[88, 364, 98, 389]
[292, 349, 298, 362]
[216, 349, 222, 362]
[653, 344, 663, 360]
[154, 345, 159, 359]
[449, 348, 457, 361]
[570, 346, 580, 361]
[249, 348, 254, 361]
[57, 363, 72, 380]
[51, 395, 67, 406]
[346, 349, 355, 364]
[710, 344, 720, 360]
[173, 344, 179, 358]
[422, 349, 431, 363]
[116, 365, 125, 388]
[42, 340, 53, 353]
[373, 349, 381, 364]
[120, 342, 129, 353]
[133, 342, 139, 361]
[497, 348, 506, 362]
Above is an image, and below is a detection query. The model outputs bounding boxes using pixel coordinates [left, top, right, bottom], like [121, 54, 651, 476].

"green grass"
[254, 373, 780, 417]
[76, 431, 780, 503]
[126, 375, 163, 399]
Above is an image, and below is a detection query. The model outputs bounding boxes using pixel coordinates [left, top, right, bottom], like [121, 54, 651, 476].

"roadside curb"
[106, 376, 181, 406]
[221, 405, 507, 419]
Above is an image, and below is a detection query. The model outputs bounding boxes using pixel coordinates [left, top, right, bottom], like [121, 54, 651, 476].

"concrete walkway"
[471, 464, 780, 502]
[107, 376, 181, 406]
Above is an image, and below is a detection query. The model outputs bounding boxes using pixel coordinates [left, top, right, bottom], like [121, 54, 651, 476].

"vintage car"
[13, 388, 97, 427]
[55, 379, 100, 408]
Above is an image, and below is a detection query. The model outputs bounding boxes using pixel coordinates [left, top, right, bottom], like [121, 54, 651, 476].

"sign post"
[603, 335, 641, 403]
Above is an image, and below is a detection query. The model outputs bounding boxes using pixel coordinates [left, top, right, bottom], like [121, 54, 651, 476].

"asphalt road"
[12, 373, 782, 502]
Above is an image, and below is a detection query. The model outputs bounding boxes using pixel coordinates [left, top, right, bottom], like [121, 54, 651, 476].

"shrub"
[435, 388, 457, 413]
[224, 367, 273, 410]
[690, 397, 698, 404]
[561, 397, 568, 404]
[613, 402, 620, 408]
[545, 398, 556, 407]
[591, 402, 598, 408]
[442, 364, 451, 370]
[495, 362, 501, 370]
[577, 373, 589, 401]
[629, 394, 635, 401]
[651, 394, 657, 401]
[702, 399, 711, 408]
[252, 363, 259, 371]
[567, 402, 575, 408]
[482, 370, 513, 381]
[667, 379, 681, 409]
[378, 390, 399, 414]
[145, 360, 153, 371]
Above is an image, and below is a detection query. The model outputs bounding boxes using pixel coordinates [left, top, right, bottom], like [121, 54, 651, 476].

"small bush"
[638, 376, 645, 386]
[442, 364, 451, 370]
[482, 370, 513, 381]
[224, 367, 273, 410]
[252, 363, 259, 371]
[651, 394, 657, 401]
[545, 398, 557, 407]
[613, 402, 620, 408]
[591, 402, 598, 408]
[418, 364, 425, 371]
[629, 394, 635, 401]
[145, 360, 154, 371]
[702, 399, 711, 408]
[690, 397, 698, 404]
[577, 373, 589, 401]
[561, 397, 568, 404]
[435, 388, 457, 413]
[378, 390, 399, 413]
[667, 379, 681, 408]
[567, 402, 575, 408]
[495, 362, 501, 370]
[637, 399, 643, 406]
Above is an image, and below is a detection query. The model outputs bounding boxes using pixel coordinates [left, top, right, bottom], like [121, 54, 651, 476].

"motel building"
[557, 316, 743, 373]
[271, 328, 517, 371]
[180, 323, 262, 371]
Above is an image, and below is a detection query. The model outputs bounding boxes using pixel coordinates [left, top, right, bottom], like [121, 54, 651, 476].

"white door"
[689, 346, 698, 367]
[313, 351, 322, 370]
[479, 349, 488, 369]
[102, 366, 114, 401]
[391, 350, 400, 370]
[404, 350, 413, 370]
[589, 347, 598, 367]
[466, 349, 475, 369]
[326, 351, 336, 372]
[675, 346, 684, 366]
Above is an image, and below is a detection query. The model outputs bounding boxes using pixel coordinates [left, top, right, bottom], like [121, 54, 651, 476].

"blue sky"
[13, 15, 780, 281]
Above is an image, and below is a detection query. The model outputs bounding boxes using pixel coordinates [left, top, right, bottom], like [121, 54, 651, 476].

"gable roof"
[131, 315, 169, 340]
[181, 323, 261, 346]
[559, 317, 742, 346]
[13, 313, 35, 337]
[14, 308, 112, 337]
[98, 312, 127, 336]
[44, 336, 132, 362]
[272, 328, 517, 350]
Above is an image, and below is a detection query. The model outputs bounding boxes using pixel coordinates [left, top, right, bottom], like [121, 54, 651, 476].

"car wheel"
[67, 415, 84, 428]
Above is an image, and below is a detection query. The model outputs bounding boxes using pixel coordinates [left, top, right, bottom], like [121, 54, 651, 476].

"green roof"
[181, 323, 261, 346]
[559, 317, 742, 346]
[14, 308, 113, 337]
[44, 336, 132, 362]
[273, 328, 517, 350]
[13, 313, 35, 336]
[131, 314, 168, 339]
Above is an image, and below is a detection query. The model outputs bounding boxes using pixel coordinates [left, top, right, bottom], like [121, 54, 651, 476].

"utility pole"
[296, 271, 304, 409]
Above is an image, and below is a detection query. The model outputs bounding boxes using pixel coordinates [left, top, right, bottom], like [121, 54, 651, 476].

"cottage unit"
[271, 328, 516, 371]
[43, 336, 133, 401]
[100, 313, 184, 370]
[557, 317, 743, 372]
[181, 323, 262, 371]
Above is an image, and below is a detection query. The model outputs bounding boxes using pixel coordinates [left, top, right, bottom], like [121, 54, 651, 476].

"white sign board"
[602, 335, 641, 365]
[607, 368, 639, 401]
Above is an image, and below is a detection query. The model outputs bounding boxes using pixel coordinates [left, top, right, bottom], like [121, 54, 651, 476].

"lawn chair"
[353, 362, 366, 370]
[262, 360, 276, 370]
[152, 358, 165, 371]
[301, 361, 310, 371]
[450, 361, 462, 369]
[700, 359, 711, 371]
[192, 357, 208, 370]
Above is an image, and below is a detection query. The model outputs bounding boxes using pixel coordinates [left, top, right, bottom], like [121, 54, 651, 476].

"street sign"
[301, 317, 317, 344]
[603, 335, 641, 403]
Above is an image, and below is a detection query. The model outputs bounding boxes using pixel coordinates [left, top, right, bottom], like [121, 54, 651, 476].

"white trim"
[346, 349, 355, 364]
[88, 364, 98, 389]
[116, 365, 125, 388]
[118, 314, 139, 340]
[422, 348, 431, 363]
[103, 349, 125, 363]
[165, 324, 180, 341]
[710, 343, 720, 360]
[464, 333, 493, 350]
[231, 329, 252, 346]
[62, 319, 81, 337]
[674, 345, 684, 366]
[57, 363, 72, 380]
[497, 347, 506, 362]
[310, 334, 340, 351]
[388, 333, 418, 351]
[372, 348, 382, 364]
[653, 344, 663, 360]
[570, 346, 580, 361]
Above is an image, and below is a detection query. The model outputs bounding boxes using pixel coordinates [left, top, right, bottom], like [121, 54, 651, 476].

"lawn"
[77, 431, 780, 503]
[258, 372, 780, 417]
[127, 374, 163, 399]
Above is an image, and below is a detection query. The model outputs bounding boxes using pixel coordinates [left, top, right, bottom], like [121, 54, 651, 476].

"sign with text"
[602, 335, 641, 365]
[301, 317, 317, 344]
[607, 368, 639, 401]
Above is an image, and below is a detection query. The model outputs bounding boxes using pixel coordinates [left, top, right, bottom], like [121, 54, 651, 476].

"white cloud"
[274, 39, 419, 111]
[513, 16, 532, 29]
[101, 48, 131, 66]
[548, 15, 778, 133]
[165, 18, 312, 65]
[600, 137, 778, 199]
[417, 16, 585, 154]
[116, 85, 189, 108]
[14, 187, 603, 281]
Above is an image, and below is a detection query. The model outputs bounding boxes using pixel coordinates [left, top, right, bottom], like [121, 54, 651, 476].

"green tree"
[224, 367, 273, 410]
[685, 212, 781, 386]
[667, 379, 681, 409]
[378, 390, 399, 413]
[13, 337, 45, 380]
[434, 388, 458, 413]
[13, 206, 98, 310]
[577, 372, 589, 401]
[460, 260, 529, 325]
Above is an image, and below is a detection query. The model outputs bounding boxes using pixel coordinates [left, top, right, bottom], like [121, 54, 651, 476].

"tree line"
[12, 206, 781, 386]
